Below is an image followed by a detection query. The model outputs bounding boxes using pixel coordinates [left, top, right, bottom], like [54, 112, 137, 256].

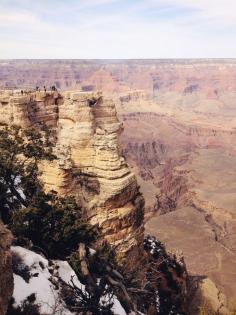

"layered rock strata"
[0, 90, 144, 265]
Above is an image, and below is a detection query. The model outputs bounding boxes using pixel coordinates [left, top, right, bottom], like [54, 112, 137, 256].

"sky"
[0, 0, 236, 59]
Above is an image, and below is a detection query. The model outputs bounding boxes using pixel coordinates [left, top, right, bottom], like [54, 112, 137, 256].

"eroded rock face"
[0, 90, 144, 265]
[188, 277, 228, 315]
[57, 91, 144, 264]
[0, 221, 13, 315]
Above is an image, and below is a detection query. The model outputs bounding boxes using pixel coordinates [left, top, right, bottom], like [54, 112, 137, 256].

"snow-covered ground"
[12, 246, 77, 315]
[11, 246, 127, 315]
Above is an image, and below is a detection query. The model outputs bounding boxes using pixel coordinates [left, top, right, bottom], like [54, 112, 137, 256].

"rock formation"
[0, 221, 13, 315]
[0, 90, 144, 266]
[188, 278, 228, 315]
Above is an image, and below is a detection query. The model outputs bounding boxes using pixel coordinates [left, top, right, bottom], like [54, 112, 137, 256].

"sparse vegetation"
[0, 123, 55, 222]
[0, 124, 96, 259]
[12, 193, 97, 259]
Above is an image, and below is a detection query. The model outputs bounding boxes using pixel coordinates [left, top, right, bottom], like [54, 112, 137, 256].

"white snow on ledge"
[12, 246, 76, 315]
[11, 246, 127, 315]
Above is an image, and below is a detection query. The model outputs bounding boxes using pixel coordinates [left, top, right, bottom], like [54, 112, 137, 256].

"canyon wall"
[0, 90, 144, 265]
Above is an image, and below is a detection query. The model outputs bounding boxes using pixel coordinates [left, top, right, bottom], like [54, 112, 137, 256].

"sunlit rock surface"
[0, 90, 144, 266]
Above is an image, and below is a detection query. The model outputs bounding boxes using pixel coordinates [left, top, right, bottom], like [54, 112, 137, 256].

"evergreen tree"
[0, 123, 96, 259]
[0, 123, 55, 220]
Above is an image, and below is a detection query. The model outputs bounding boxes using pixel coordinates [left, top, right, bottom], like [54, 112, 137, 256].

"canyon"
[1, 59, 236, 313]
[118, 97, 236, 312]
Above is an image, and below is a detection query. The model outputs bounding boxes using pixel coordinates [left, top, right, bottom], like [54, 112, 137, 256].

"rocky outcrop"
[0, 221, 13, 315]
[188, 277, 228, 315]
[58, 91, 144, 265]
[0, 90, 144, 266]
[0, 90, 60, 128]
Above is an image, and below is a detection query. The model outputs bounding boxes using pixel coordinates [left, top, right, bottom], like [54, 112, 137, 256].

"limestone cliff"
[0, 221, 13, 315]
[0, 90, 144, 265]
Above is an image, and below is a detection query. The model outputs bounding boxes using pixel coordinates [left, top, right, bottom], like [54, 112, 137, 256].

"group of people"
[35, 85, 58, 93]
[20, 85, 58, 95]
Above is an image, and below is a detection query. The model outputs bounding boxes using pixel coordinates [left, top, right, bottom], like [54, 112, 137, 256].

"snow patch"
[112, 297, 127, 315]
[11, 246, 127, 315]
[12, 246, 73, 315]
[53, 260, 84, 289]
